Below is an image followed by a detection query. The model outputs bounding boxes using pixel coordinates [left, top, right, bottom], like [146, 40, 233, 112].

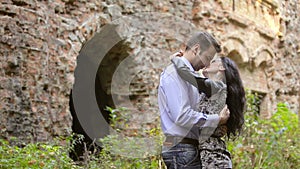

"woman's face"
[202, 57, 224, 78]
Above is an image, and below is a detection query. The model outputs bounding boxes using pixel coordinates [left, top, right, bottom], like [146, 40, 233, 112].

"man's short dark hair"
[185, 32, 221, 53]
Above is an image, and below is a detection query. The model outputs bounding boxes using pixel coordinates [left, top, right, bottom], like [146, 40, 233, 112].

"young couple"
[158, 32, 246, 169]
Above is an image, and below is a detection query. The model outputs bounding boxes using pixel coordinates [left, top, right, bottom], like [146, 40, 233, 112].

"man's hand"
[219, 105, 230, 125]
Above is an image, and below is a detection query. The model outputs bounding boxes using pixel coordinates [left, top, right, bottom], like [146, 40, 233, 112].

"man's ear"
[191, 44, 200, 53]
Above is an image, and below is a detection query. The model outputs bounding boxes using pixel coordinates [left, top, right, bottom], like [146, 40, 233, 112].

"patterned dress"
[198, 87, 232, 169]
[172, 57, 232, 169]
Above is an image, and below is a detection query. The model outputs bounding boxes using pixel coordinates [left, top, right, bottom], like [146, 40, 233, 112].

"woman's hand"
[169, 50, 183, 60]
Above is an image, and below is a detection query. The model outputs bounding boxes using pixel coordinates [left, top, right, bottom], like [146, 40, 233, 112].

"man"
[158, 32, 230, 168]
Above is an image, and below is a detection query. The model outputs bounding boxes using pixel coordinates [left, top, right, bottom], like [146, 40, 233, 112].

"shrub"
[1, 92, 298, 168]
[94, 106, 164, 169]
[0, 136, 78, 169]
[228, 90, 300, 168]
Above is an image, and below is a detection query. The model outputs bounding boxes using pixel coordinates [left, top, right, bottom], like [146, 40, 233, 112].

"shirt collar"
[180, 57, 195, 71]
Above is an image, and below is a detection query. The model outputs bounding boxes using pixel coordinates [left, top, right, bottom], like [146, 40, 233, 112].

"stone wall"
[0, 0, 103, 143]
[0, 0, 299, 143]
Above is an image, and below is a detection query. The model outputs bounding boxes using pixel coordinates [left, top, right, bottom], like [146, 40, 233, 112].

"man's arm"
[160, 72, 221, 129]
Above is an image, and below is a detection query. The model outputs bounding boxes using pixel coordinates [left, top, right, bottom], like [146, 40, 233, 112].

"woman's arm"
[171, 57, 201, 88]
[171, 57, 225, 98]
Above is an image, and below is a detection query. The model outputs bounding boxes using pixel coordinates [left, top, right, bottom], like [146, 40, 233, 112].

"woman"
[171, 55, 246, 169]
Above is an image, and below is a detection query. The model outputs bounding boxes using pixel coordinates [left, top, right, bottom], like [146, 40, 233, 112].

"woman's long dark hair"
[221, 57, 246, 139]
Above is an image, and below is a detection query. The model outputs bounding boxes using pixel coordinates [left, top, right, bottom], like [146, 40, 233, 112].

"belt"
[164, 136, 199, 147]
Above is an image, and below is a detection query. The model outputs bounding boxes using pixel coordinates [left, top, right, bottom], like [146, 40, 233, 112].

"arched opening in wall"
[69, 39, 131, 161]
[248, 90, 267, 116]
[254, 60, 271, 118]
[227, 50, 268, 116]
[227, 48, 272, 118]
[259, 92, 270, 118]
[227, 50, 245, 66]
[95, 40, 131, 124]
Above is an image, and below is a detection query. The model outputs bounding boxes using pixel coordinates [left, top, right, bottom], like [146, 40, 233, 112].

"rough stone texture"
[0, 0, 103, 143]
[0, 0, 299, 143]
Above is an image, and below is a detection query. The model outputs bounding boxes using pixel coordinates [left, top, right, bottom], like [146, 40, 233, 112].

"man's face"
[194, 45, 217, 70]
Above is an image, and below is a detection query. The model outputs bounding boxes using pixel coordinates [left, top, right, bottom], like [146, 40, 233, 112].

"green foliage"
[95, 106, 164, 169]
[105, 106, 131, 132]
[0, 136, 79, 169]
[2, 93, 298, 168]
[96, 135, 162, 169]
[0, 107, 164, 168]
[228, 90, 300, 169]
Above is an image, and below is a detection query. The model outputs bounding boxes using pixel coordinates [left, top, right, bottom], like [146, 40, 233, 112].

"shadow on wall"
[69, 90, 98, 161]
[68, 24, 131, 161]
